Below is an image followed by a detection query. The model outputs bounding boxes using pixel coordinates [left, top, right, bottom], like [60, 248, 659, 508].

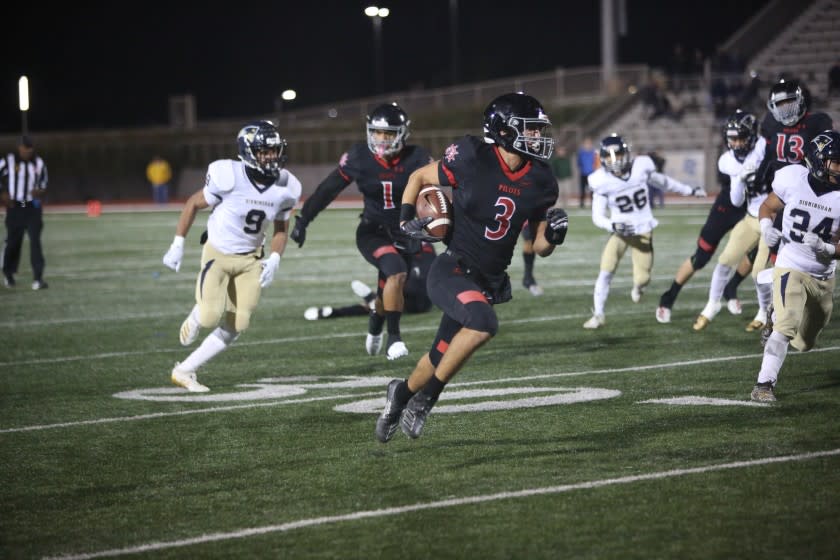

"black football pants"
[3, 205, 45, 281]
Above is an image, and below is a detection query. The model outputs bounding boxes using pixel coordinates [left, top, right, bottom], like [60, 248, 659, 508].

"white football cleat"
[655, 306, 671, 323]
[304, 306, 332, 320]
[351, 280, 372, 298]
[527, 283, 544, 296]
[583, 314, 605, 329]
[171, 363, 209, 392]
[727, 298, 743, 315]
[630, 285, 644, 303]
[366, 333, 383, 355]
[386, 340, 409, 361]
[179, 313, 200, 346]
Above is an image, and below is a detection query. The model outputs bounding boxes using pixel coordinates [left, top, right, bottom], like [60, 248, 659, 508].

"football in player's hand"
[416, 186, 452, 241]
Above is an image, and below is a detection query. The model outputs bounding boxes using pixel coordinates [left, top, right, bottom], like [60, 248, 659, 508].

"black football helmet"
[366, 103, 410, 158]
[237, 120, 287, 178]
[599, 134, 632, 177]
[723, 109, 758, 161]
[767, 79, 806, 126]
[804, 130, 840, 187]
[483, 92, 554, 161]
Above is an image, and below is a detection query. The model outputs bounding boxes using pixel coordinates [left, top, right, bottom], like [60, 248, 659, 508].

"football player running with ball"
[374, 92, 569, 442]
[162, 121, 301, 392]
[583, 134, 706, 329]
[750, 131, 840, 402]
[290, 103, 433, 361]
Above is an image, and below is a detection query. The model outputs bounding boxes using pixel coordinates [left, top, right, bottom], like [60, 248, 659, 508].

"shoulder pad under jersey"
[207, 160, 237, 192]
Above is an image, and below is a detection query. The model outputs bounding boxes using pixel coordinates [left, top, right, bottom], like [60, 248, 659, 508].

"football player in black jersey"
[374, 93, 569, 442]
[290, 103, 433, 361]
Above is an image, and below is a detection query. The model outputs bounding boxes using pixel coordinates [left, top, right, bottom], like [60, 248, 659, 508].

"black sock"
[395, 379, 415, 405]
[659, 281, 683, 308]
[522, 252, 535, 280]
[421, 375, 447, 402]
[386, 311, 402, 337]
[369, 312, 385, 335]
[723, 272, 746, 301]
[329, 305, 369, 318]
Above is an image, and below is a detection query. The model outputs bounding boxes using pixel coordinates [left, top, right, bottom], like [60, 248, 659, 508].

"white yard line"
[4, 345, 837, 434]
[46, 448, 840, 560]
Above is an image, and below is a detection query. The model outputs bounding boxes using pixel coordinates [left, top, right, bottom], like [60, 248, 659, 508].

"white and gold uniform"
[694, 137, 770, 331]
[197, 159, 301, 332]
[770, 164, 839, 350]
[585, 155, 698, 326]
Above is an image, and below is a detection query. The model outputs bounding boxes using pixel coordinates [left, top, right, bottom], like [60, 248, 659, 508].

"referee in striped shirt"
[1, 136, 49, 290]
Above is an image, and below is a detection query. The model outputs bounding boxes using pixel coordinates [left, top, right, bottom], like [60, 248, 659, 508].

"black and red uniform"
[298, 142, 433, 281]
[426, 135, 558, 365]
[756, 110, 833, 261]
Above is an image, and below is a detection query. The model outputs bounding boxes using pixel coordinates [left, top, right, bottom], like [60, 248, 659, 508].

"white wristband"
[759, 218, 773, 234]
[172, 235, 185, 248]
[826, 243, 837, 256]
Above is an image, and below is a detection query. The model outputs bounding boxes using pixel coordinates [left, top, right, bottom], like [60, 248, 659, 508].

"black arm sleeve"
[299, 168, 351, 222]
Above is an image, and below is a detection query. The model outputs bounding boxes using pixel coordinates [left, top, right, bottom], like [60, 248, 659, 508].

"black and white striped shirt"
[1, 153, 48, 203]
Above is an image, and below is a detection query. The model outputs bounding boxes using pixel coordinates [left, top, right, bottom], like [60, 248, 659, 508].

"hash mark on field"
[46, 448, 840, 560]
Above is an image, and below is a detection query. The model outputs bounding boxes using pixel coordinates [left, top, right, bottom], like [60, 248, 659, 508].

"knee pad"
[690, 246, 714, 270]
[377, 253, 408, 278]
[463, 302, 498, 336]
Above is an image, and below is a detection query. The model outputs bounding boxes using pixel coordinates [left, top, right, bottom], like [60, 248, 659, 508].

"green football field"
[1, 207, 839, 559]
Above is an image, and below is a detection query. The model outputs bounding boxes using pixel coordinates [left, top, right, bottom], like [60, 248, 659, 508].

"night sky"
[1, 0, 769, 134]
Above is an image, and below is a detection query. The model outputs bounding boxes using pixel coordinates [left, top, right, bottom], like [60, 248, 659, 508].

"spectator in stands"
[647, 151, 666, 208]
[643, 74, 683, 122]
[667, 43, 689, 91]
[576, 137, 598, 208]
[829, 62, 840, 98]
[146, 155, 172, 204]
[737, 71, 763, 114]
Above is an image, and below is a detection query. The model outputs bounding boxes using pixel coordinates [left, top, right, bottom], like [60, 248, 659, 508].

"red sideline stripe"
[373, 245, 399, 259]
[436, 340, 449, 354]
[457, 290, 488, 304]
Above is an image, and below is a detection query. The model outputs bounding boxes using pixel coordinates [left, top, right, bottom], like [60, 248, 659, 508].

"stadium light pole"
[18, 75, 29, 137]
[365, 6, 390, 94]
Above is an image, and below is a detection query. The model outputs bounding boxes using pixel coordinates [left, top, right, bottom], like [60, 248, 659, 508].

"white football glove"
[760, 218, 782, 248]
[691, 186, 707, 198]
[162, 236, 185, 272]
[259, 252, 281, 288]
[612, 222, 635, 236]
[802, 232, 836, 259]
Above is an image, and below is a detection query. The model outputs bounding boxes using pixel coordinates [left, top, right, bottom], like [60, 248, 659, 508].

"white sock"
[189, 304, 200, 324]
[180, 327, 237, 372]
[756, 279, 773, 312]
[593, 271, 612, 316]
[757, 330, 790, 385]
[708, 263, 733, 304]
